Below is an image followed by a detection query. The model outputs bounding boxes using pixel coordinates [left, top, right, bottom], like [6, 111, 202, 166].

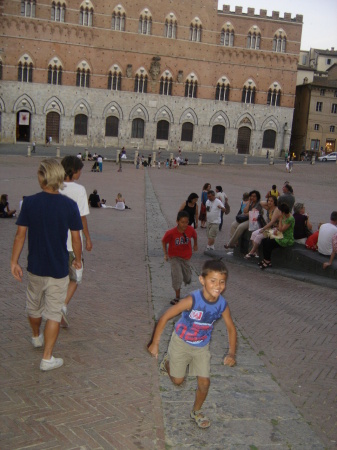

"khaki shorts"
[167, 331, 211, 378]
[169, 257, 192, 291]
[68, 251, 84, 283]
[26, 272, 69, 322]
[207, 223, 219, 239]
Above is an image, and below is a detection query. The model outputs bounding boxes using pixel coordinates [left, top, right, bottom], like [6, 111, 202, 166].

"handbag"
[225, 200, 230, 215]
[236, 211, 249, 223]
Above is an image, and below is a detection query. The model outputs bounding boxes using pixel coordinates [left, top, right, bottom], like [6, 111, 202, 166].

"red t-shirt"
[162, 225, 197, 260]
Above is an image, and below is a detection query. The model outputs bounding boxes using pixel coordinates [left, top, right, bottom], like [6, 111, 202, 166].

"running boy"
[148, 259, 237, 429]
[162, 211, 198, 306]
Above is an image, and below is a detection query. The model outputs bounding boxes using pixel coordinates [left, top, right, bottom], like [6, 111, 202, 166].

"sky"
[218, 0, 337, 51]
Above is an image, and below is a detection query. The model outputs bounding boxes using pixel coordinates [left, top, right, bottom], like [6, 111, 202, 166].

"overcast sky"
[218, 0, 337, 51]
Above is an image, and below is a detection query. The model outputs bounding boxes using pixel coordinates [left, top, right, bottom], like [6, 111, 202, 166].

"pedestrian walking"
[205, 190, 226, 250]
[147, 259, 237, 429]
[59, 156, 93, 327]
[10, 159, 83, 371]
[32, 141, 36, 153]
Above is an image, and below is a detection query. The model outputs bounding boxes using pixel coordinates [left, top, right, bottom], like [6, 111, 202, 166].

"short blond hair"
[38, 159, 65, 192]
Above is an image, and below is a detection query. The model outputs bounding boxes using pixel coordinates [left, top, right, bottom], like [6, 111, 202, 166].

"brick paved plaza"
[0, 151, 336, 449]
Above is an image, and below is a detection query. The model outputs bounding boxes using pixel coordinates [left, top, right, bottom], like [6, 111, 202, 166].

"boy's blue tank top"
[174, 289, 227, 347]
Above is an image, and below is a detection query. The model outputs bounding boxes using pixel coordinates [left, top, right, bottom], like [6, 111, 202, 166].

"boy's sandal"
[159, 353, 169, 375]
[170, 298, 180, 305]
[190, 410, 211, 429]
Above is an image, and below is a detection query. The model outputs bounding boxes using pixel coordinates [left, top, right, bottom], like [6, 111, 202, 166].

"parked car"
[318, 152, 337, 162]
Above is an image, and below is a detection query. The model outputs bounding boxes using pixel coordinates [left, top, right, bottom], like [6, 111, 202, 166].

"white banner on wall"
[19, 112, 30, 125]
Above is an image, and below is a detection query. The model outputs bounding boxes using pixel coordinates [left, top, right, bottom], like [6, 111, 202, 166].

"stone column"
[56, 147, 60, 158]
[134, 150, 139, 166]
[27, 145, 31, 157]
[198, 154, 203, 165]
[243, 155, 248, 165]
[116, 149, 121, 164]
[152, 151, 156, 167]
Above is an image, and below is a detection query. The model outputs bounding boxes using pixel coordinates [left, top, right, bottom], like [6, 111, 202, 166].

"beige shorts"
[167, 331, 211, 379]
[26, 272, 69, 322]
[207, 223, 219, 239]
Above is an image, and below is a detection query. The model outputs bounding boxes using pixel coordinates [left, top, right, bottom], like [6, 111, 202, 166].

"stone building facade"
[0, 1, 302, 154]
[291, 62, 337, 156]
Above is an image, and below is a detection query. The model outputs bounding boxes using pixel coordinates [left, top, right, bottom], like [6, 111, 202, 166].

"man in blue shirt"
[11, 159, 83, 371]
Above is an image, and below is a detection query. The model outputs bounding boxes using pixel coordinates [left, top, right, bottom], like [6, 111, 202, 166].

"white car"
[318, 152, 337, 162]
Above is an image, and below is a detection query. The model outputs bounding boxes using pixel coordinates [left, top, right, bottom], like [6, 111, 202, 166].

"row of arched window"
[20, 1, 287, 52]
[73, 114, 277, 149]
[16, 61, 282, 105]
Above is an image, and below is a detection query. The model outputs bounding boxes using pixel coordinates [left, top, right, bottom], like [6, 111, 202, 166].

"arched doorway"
[156, 120, 169, 140]
[46, 112, 60, 143]
[16, 110, 31, 142]
[237, 127, 251, 154]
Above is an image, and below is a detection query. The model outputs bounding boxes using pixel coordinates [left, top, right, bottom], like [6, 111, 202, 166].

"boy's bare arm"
[11, 226, 27, 282]
[222, 306, 237, 367]
[81, 216, 93, 251]
[148, 296, 193, 358]
[70, 230, 82, 269]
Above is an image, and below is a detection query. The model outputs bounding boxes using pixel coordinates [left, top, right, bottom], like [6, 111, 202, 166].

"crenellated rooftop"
[220, 5, 303, 23]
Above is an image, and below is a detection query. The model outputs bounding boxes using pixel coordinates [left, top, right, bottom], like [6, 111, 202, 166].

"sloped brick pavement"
[0, 154, 336, 449]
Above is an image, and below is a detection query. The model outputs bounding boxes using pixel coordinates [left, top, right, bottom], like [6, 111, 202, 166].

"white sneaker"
[32, 334, 44, 348]
[61, 305, 69, 328]
[40, 356, 64, 371]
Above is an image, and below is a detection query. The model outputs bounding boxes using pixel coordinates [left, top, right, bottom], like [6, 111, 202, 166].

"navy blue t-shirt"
[16, 191, 82, 278]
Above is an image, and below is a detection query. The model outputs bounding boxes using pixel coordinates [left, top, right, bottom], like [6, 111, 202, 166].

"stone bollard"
[27, 145, 31, 157]
[56, 147, 60, 158]
[269, 155, 274, 165]
[221, 154, 225, 165]
[170, 152, 174, 162]
[116, 149, 121, 164]
[311, 155, 315, 165]
[152, 151, 156, 167]
[198, 154, 203, 166]
[134, 150, 139, 166]
[243, 155, 248, 165]
[85, 149, 88, 161]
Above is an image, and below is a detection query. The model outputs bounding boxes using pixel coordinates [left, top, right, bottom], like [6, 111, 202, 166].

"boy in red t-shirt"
[162, 211, 198, 305]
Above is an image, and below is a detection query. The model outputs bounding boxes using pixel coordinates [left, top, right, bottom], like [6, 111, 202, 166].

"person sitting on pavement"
[113, 193, 131, 210]
[259, 203, 295, 270]
[225, 190, 262, 249]
[245, 195, 278, 259]
[293, 203, 313, 245]
[179, 193, 199, 228]
[317, 211, 337, 257]
[88, 189, 105, 208]
[0, 194, 16, 218]
[322, 233, 337, 269]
